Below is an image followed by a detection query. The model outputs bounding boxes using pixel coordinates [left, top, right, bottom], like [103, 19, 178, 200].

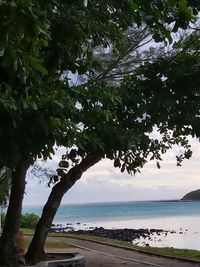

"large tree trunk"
[26, 155, 100, 265]
[0, 161, 29, 267]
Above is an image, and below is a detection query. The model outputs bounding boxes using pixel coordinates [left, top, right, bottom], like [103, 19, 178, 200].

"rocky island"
[182, 189, 200, 200]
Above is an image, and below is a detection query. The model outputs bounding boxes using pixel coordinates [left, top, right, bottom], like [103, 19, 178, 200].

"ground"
[45, 237, 200, 267]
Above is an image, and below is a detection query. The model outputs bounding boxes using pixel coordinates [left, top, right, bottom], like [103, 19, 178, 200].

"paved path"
[47, 236, 200, 267]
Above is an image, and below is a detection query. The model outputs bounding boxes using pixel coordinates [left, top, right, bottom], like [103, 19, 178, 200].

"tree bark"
[26, 155, 100, 264]
[0, 161, 29, 267]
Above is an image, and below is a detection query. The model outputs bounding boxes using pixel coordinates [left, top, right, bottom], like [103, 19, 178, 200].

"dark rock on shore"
[69, 227, 167, 242]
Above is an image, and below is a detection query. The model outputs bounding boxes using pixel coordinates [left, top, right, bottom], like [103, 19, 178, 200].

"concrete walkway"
[47, 236, 200, 267]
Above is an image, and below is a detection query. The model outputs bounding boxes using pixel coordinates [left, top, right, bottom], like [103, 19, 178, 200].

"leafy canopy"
[0, 0, 200, 172]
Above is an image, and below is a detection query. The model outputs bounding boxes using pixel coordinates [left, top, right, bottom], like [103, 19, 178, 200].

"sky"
[23, 137, 200, 206]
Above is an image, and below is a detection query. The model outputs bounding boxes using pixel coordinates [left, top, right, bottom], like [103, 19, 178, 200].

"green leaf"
[2, 48, 17, 67]
[156, 161, 161, 169]
[114, 158, 121, 168]
[129, 0, 138, 11]
[29, 57, 48, 75]
[59, 160, 69, 168]
[54, 100, 64, 109]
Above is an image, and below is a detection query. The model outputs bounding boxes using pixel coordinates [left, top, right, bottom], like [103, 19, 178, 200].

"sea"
[23, 200, 200, 250]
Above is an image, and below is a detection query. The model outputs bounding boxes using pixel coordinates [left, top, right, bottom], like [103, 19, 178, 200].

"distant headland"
[182, 189, 200, 200]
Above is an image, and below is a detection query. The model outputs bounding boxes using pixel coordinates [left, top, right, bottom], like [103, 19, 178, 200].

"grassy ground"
[60, 233, 200, 261]
[22, 229, 200, 261]
[24, 232, 71, 249]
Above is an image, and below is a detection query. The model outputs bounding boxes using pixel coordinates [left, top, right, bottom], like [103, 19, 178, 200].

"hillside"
[182, 189, 200, 200]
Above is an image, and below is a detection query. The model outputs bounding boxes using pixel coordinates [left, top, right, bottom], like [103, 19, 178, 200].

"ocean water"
[23, 200, 200, 250]
[23, 200, 200, 224]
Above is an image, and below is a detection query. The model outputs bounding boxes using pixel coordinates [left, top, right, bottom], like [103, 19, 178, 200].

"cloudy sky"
[23, 137, 200, 206]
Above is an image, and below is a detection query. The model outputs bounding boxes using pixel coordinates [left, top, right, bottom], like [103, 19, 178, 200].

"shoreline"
[50, 225, 197, 250]
[51, 216, 200, 251]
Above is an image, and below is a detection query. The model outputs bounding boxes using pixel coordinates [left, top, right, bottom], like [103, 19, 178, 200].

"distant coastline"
[181, 189, 200, 201]
[23, 198, 181, 207]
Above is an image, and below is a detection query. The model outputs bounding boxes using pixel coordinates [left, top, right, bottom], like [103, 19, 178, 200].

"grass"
[141, 246, 200, 259]
[50, 232, 200, 261]
[25, 237, 72, 249]
[21, 229, 200, 261]
[22, 228, 34, 235]
[23, 230, 72, 249]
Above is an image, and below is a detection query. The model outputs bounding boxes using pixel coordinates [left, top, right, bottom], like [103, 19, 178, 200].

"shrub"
[0, 212, 40, 229]
[20, 213, 40, 229]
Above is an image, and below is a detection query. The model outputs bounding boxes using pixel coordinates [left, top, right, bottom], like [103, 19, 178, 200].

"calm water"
[23, 200, 200, 224]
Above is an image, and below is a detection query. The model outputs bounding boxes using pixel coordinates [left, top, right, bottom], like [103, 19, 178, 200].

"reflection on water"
[84, 216, 200, 250]
[133, 228, 200, 250]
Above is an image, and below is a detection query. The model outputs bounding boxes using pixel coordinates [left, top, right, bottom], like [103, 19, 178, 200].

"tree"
[0, 168, 11, 207]
[26, 48, 200, 263]
[26, 34, 200, 262]
[0, 168, 11, 234]
[1, 1, 200, 266]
